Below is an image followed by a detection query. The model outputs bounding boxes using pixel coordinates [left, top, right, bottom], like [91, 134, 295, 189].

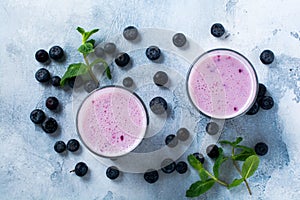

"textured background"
[1, 0, 300, 199]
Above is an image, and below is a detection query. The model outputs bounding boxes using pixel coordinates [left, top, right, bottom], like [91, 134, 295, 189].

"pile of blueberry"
[32, 46, 88, 177]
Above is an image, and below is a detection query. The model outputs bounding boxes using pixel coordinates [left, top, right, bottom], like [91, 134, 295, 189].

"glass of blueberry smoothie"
[187, 48, 258, 119]
[76, 86, 148, 158]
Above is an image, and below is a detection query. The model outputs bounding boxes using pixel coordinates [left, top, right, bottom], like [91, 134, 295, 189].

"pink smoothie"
[76, 86, 148, 157]
[187, 49, 258, 119]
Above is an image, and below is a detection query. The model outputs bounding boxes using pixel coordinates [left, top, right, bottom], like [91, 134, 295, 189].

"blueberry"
[149, 97, 168, 114]
[246, 101, 260, 115]
[260, 50, 274, 65]
[176, 161, 188, 174]
[115, 52, 130, 67]
[161, 159, 176, 174]
[144, 169, 159, 184]
[94, 46, 105, 57]
[51, 76, 61, 87]
[165, 134, 178, 148]
[146, 46, 161, 61]
[67, 139, 80, 152]
[153, 71, 168, 86]
[172, 33, 187, 47]
[123, 77, 134, 88]
[42, 117, 58, 134]
[106, 166, 120, 180]
[46, 97, 59, 110]
[123, 26, 138, 41]
[104, 43, 116, 54]
[176, 128, 190, 141]
[35, 68, 51, 83]
[30, 109, 46, 124]
[259, 96, 274, 110]
[193, 153, 205, 164]
[206, 144, 219, 159]
[205, 122, 219, 135]
[84, 80, 98, 93]
[71, 162, 88, 177]
[257, 83, 267, 98]
[54, 141, 66, 153]
[211, 23, 225, 38]
[49, 46, 64, 61]
[255, 142, 268, 156]
[68, 76, 84, 88]
[35, 49, 49, 63]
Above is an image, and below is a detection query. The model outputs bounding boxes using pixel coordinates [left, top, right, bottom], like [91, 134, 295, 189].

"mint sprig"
[60, 27, 111, 86]
[186, 137, 260, 197]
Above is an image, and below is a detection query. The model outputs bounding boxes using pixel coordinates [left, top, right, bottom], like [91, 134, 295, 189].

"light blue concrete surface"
[1, 0, 300, 199]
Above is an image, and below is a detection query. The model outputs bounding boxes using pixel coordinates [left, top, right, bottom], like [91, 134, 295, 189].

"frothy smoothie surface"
[187, 49, 258, 119]
[77, 87, 148, 157]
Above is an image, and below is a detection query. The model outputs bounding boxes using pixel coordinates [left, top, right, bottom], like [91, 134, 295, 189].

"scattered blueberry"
[46, 97, 59, 110]
[41, 117, 58, 134]
[211, 23, 225, 38]
[115, 52, 130, 67]
[106, 166, 120, 180]
[30, 109, 46, 124]
[153, 71, 168, 86]
[246, 101, 260, 115]
[35, 49, 49, 63]
[172, 33, 187, 47]
[123, 77, 134, 88]
[51, 76, 61, 87]
[176, 128, 190, 141]
[260, 50, 274, 65]
[67, 139, 80, 152]
[123, 26, 138, 41]
[176, 161, 188, 174]
[165, 134, 178, 148]
[161, 159, 176, 174]
[206, 144, 219, 159]
[84, 80, 98, 93]
[146, 46, 161, 61]
[144, 169, 159, 184]
[205, 122, 219, 135]
[193, 153, 205, 164]
[149, 97, 168, 114]
[104, 43, 116, 54]
[35, 68, 51, 83]
[94, 46, 105, 57]
[255, 142, 268, 156]
[54, 141, 66, 153]
[71, 162, 88, 177]
[257, 83, 267, 98]
[49, 46, 64, 61]
[259, 96, 274, 110]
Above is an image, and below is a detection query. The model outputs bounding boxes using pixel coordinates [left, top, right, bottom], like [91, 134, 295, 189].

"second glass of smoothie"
[187, 48, 258, 119]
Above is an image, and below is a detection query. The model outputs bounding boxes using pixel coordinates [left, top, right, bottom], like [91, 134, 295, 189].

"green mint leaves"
[60, 27, 111, 86]
[186, 137, 260, 198]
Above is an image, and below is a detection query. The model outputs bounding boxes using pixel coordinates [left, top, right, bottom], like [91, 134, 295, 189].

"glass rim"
[186, 48, 259, 120]
[75, 85, 149, 158]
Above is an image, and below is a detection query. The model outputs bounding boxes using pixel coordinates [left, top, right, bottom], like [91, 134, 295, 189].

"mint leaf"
[241, 155, 260, 179]
[219, 140, 232, 145]
[83, 29, 99, 43]
[213, 148, 228, 178]
[186, 179, 215, 197]
[233, 137, 243, 145]
[76, 27, 85, 35]
[235, 145, 255, 153]
[198, 168, 208, 181]
[86, 39, 95, 47]
[187, 154, 203, 171]
[78, 43, 94, 56]
[60, 63, 88, 86]
[220, 137, 243, 147]
[228, 178, 244, 189]
[232, 149, 256, 161]
[105, 67, 112, 79]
